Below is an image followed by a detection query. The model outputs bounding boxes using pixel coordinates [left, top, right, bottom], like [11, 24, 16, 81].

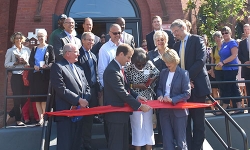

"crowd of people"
[4, 13, 250, 150]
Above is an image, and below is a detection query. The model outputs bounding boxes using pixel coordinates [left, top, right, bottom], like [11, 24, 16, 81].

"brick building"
[0, 0, 194, 126]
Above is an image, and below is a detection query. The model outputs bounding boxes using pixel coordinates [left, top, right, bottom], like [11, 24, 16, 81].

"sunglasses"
[110, 31, 121, 35]
[101, 36, 105, 38]
[222, 32, 229, 35]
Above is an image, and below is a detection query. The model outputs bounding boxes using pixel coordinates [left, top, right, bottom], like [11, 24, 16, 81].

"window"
[69, 0, 136, 18]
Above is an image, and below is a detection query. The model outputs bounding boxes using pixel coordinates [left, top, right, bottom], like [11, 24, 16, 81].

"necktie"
[70, 63, 82, 87]
[121, 68, 127, 83]
[86, 51, 96, 85]
[180, 40, 185, 69]
[121, 68, 130, 93]
[69, 34, 74, 43]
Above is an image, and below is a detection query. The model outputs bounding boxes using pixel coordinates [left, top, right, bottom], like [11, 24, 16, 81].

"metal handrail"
[3, 67, 50, 128]
[206, 95, 249, 150]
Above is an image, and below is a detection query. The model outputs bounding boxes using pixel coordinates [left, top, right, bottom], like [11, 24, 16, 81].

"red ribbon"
[45, 100, 214, 117]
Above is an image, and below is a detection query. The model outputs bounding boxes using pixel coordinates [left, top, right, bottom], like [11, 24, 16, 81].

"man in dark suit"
[103, 44, 151, 150]
[238, 23, 250, 112]
[50, 43, 91, 150]
[170, 19, 211, 150]
[146, 15, 175, 51]
[77, 17, 100, 45]
[116, 17, 135, 48]
[53, 17, 81, 62]
[76, 32, 100, 150]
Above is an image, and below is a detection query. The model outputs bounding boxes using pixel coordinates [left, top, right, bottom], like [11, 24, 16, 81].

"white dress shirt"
[98, 39, 121, 86]
[4, 45, 30, 74]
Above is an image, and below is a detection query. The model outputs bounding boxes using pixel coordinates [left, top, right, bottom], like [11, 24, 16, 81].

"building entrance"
[53, 0, 142, 46]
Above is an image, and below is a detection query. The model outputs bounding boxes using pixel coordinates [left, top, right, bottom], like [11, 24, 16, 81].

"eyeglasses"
[110, 31, 121, 35]
[222, 32, 229, 35]
[101, 36, 105, 38]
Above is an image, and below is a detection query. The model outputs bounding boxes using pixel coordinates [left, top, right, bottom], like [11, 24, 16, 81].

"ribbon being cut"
[45, 100, 216, 117]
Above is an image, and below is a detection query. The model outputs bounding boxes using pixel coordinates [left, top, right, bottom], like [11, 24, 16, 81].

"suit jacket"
[238, 39, 250, 78]
[173, 34, 211, 99]
[148, 49, 167, 72]
[28, 45, 55, 81]
[50, 58, 91, 121]
[103, 59, 141, 123]
[146, 30, 175, 51]
[53, 31, 81, 62]
[122, 31, 135, 48]
[76, 47, 100, 91]
[157, 66, 190, 117]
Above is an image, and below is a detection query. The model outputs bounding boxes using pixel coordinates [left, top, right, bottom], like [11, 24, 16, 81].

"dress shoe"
[93, 116, 103, 124]
[16, 121, 26, 126]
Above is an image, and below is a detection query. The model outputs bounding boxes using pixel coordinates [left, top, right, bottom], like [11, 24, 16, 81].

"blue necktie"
[86, 51, 96, 85]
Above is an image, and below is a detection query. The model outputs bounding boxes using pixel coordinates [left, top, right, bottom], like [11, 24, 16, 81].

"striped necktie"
[86, 51, 96, 85]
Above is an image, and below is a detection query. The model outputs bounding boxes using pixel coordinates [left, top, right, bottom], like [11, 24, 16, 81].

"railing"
[3, 67, 51, 128]
[206, 95, 248, 150]
[205, 63, 249, 150]
[2, 63, 250, 150]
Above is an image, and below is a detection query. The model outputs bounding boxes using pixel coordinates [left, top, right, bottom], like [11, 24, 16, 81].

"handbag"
[22, 67, 29, 86]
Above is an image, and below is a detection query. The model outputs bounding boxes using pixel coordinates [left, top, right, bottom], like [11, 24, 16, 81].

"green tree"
[186, 0, 248, 41]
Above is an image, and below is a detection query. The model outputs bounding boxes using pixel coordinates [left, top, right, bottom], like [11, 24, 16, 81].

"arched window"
[68, 0, 136, 18]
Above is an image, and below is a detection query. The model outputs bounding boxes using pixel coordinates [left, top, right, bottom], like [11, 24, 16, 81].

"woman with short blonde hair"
[157, 49, 190, 150]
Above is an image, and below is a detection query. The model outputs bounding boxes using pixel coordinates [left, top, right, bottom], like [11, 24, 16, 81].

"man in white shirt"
[98, 24, 122, 87]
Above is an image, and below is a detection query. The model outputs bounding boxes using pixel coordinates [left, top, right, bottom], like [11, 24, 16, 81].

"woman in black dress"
[29, 29, 55, 126]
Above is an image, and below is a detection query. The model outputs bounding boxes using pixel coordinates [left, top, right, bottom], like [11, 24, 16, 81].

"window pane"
[69, 0, 136, 18]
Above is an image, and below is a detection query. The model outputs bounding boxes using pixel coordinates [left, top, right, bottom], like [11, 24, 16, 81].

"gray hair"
[153, 30, 169, 47]
[37, 29, 47, 36]
[81, 32, 95, 40]
[213, 31, 222, 39]
[62, 43, 77, 56]
[109, 24, 121, 30]
[170, 19, 187, 29]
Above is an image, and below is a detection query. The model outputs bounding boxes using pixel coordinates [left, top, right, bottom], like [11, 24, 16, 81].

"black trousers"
[186, 94, 206, 150]
[57, 118, 84, 150]
[82, 87, 98, 147]
[10, 74, 28, 121]
[107, 120, 129, 150]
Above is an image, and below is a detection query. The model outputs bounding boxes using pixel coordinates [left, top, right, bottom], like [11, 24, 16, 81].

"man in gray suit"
[53, 17, 81, 62]
[116, 17, 135, 48]
[50, 43, 90, 150]
[103, 44, 151, 150]
[171, 19, 211, 150]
